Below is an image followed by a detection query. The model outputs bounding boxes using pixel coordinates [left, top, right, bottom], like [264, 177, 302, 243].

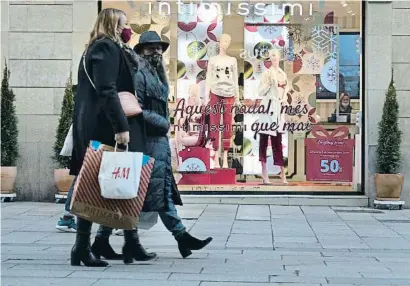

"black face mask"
[144, 53, 162, 67]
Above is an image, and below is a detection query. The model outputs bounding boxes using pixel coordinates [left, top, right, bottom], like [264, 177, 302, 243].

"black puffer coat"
[134, 63, 182, 212]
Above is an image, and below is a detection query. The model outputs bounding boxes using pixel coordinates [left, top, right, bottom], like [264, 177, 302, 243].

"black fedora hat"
[133, 31, 170, 53]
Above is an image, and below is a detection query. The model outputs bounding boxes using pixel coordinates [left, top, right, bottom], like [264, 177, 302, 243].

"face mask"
[146, 54, 162, 67]
[341, 102, 349, 107]
[120, 28, 132, 43]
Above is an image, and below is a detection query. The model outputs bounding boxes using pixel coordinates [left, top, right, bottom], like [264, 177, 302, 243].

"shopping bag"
[59, 124, 73, 157]
[70, 141, 155, 230]
[138, 212, 159, 230]
[98, 146, 143, 199]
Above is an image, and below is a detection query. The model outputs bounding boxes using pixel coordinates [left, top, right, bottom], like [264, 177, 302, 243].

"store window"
[101, 1, 363, 193]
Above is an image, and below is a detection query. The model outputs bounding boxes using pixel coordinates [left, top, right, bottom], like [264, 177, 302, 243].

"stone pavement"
[3, 202, 410, 286]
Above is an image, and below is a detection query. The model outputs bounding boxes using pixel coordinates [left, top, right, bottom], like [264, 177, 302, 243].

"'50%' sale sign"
[305, 126, 354, 182]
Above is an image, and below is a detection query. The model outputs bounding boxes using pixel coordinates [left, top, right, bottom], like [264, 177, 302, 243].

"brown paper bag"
[70, 144, 154, 229]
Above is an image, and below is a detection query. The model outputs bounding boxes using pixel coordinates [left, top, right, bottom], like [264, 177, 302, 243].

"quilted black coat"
[134, 62, 183, 212]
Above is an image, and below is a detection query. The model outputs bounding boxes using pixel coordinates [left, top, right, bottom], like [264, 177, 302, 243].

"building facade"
[0, 0, 409, 205]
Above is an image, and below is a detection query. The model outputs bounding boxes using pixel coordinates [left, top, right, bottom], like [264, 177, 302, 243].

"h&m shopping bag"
[98, 146, 144, 199]
[70, 141, 155, 230]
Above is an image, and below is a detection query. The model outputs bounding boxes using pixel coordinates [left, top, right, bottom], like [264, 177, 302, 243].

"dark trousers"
[258, 133, 285, 166]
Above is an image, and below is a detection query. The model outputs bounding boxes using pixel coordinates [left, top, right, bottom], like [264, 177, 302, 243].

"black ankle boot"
[177, 232, 213, 259]
[71, 218, 109, 267]
[91, 237, 122, 260]
[122, 229, 157, 264]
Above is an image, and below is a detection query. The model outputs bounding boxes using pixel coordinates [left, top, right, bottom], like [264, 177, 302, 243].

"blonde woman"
[69, 8, 155, 267]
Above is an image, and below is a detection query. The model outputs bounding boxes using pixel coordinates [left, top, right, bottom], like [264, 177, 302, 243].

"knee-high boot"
[70, 218, 109, 267]
[122, 229, 157, 264]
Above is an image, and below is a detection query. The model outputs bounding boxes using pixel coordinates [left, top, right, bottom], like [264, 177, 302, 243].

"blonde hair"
[88, 8, 125, 46]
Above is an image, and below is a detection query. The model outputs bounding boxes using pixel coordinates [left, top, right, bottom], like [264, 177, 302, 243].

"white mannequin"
[257, 49, 289, 184]
[205, 34, 240, 169]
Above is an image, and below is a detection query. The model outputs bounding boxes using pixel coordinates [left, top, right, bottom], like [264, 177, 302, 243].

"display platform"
[178, 182, 353, 192]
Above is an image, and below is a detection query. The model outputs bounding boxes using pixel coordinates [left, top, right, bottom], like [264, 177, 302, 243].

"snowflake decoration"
[311, 25, 338, 59]
[186, 163, 201, 172]
[287, 25, 311, 46]
[180, 4, 190, 15]
[307, 56, 320, 72]
[327, 65, 337, 85]
[263, 25, 280, 35]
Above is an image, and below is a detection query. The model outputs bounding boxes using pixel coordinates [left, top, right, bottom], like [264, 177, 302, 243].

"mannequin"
[257, 49, 289, 184]
[205, 34, 240, 169]
[175, 83, 212, 167]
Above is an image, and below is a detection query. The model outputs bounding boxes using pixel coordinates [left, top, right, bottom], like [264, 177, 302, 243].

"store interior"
[101, 1, 363, 193]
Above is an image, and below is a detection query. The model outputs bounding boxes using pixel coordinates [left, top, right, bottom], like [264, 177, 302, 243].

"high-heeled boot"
[176, 232, 213, 258]
[122, 229, 157, 264]
[70, 218, 108, 267]
[91, 236, 122, 260]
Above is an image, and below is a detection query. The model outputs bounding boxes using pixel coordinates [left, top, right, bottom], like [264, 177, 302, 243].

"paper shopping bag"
[98, 149, 144, 199]
[70, 142, 155, 230]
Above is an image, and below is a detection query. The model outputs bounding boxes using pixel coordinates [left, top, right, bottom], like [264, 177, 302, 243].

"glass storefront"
[102, 1, 363, 193]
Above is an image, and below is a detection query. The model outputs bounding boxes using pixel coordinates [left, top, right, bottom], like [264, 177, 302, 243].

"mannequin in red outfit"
[257, 49, 288, 184]
[205, 34, 240, 169]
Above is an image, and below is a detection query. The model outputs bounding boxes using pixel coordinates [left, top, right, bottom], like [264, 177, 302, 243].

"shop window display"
[101, 1, 363, 193]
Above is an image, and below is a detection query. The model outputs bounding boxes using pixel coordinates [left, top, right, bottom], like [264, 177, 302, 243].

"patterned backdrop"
[176, 3, 223, 102]
[241, 4, 339, 175]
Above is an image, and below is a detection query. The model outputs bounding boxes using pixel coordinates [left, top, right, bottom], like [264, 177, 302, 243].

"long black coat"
[70, 37, 146, 176]
[134, 64, 182, 212]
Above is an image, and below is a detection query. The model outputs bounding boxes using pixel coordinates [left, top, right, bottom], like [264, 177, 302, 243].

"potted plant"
[1, 61, 19, 193]
[375, 71, 404, 200]
[53, 73, 75, 193]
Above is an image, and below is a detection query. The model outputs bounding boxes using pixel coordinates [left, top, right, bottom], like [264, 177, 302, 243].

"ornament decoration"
[131, 24, 151, 34]
[244, 61, 254, 79]
[187, 41, 206, 60]
[177, 60, 187, 79]
[178, 22, 197, 32]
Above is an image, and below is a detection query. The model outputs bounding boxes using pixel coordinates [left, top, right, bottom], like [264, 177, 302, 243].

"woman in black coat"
[94, 32, 213, 260]
[70, 8, 155, 267]
[132, 31, 213, 258]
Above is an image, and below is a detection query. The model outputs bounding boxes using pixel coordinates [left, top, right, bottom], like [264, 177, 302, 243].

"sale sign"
[305, 126, 354, 182]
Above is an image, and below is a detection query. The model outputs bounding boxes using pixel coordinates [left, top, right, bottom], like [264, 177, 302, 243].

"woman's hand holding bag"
[98, 143, 143, 200]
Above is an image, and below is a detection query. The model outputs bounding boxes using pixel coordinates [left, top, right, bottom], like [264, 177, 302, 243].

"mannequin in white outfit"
[205, 34, 240, 169]
[257, 49, 289, 184]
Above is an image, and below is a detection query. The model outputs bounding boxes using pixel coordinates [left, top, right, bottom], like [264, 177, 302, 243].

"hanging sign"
[305, 126, 354, 182]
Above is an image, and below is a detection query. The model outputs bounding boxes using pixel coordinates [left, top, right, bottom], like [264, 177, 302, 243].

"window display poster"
[305, 126, 354, 182]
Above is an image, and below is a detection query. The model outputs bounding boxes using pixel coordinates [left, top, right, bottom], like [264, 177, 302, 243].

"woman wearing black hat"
[93, 31, 213, 260]
[69, 8, 156, 267]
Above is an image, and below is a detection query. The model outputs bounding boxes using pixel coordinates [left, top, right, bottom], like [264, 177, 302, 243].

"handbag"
[98, 144, 144, 199]
[60, 124, 73, 157]
[82, 51, 142, 117]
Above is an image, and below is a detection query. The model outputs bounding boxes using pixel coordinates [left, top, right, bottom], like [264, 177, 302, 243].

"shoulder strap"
[82, 49, 96, 90]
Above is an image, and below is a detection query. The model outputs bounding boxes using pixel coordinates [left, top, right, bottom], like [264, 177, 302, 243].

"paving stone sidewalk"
[3, 202, 410, 286]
